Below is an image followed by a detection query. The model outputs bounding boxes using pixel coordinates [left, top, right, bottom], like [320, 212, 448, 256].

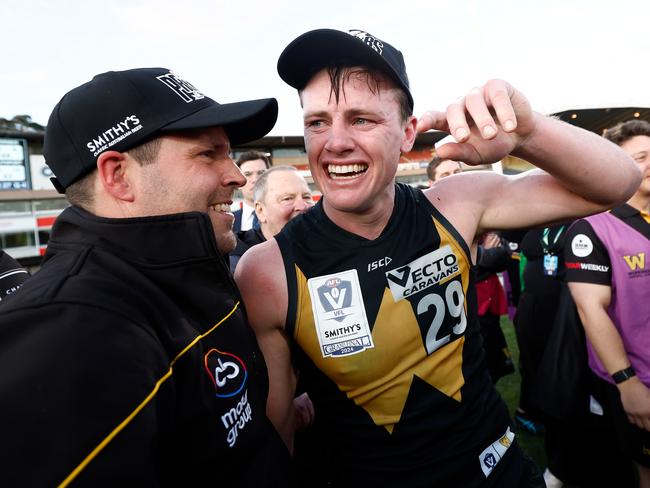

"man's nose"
[324, 119, 354, 154]
[228, 159, 247, 188]
[295, 197, 312, 212]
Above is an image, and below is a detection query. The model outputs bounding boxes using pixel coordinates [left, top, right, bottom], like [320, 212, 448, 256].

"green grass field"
[494, 317, 548, 470]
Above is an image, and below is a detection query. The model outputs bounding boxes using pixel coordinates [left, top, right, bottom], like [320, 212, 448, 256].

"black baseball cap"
[44, 67, 278, 192]
[277, 29, 413, 111]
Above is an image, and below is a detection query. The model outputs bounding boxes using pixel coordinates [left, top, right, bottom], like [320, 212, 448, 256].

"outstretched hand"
[417, 80, 537, 166]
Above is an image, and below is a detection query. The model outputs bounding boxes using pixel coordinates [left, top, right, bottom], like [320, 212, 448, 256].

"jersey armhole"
[274, 232, 298, 340]
[416, 188, 473, 263]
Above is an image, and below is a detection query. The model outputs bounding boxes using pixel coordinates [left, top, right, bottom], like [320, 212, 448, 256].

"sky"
[2, 0, 648, 136]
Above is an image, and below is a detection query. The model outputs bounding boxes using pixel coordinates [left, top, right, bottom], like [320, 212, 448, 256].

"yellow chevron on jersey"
[292, 214, 471, 434]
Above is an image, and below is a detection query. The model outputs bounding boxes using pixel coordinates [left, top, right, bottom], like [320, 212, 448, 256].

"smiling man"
[233, 150, 272, 232]
[0, 68, 291, 486]
[235, 28, 641, 487]
[229, 165, 314, 271]
[427, 155, 462, 185]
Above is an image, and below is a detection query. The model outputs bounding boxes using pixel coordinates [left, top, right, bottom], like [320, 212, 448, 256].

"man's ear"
[254, 201, 266, 223]
[400, 115, 418, 154]
[96, 151, 135, 202]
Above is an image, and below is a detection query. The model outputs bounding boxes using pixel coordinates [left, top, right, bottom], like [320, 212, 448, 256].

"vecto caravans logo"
[385, 245, 460, 301]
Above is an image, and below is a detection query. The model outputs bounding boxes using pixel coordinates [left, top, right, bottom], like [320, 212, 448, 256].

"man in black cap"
[0, 68, 292, 486]
[235, 29, 642, 486]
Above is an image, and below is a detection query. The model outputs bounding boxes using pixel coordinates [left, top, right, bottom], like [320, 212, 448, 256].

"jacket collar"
[45, 206, 224, 267]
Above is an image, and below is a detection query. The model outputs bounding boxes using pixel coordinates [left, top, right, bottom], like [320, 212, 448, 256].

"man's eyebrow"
[303, 110, 329, 119]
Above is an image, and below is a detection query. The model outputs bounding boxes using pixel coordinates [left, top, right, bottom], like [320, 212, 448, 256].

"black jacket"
[0, 206, 290, 487]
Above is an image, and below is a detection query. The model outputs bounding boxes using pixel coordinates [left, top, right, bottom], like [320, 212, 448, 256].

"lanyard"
[541, 225, 564, 253]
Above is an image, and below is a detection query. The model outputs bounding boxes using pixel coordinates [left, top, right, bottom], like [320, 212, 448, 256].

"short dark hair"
[65, 137, 163, 210]
[236, 150, 272, 169]
[603, 119, 650, 146]
[65, 171, 96, 209]
[126, 136, 163, 166]
[300, 66, 412, 123]
[426, 156, 461, 182]
[426, 156, 443, 181]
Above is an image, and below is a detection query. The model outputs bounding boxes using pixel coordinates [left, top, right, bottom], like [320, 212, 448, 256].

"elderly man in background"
[230, 165, 313, 270]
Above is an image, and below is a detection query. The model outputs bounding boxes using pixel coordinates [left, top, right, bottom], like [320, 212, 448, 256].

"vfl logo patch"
[317, 277, 352, 322]
[157, 71, 205, 103]
[204, 349, 248, 398]
[386, 245, 460, 301]
[479, 427, 515, 478]
[349, 29, 384, 55]
[308, 269, 374, 358]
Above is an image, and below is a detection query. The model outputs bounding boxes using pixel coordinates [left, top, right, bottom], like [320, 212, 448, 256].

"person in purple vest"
[565, 119, 650, 488]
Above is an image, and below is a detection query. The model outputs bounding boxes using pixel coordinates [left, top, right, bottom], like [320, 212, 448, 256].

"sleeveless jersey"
[276, 183, 517, 487]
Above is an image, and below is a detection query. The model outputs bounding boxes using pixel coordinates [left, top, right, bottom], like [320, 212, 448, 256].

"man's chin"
[215, 232, 237, 256]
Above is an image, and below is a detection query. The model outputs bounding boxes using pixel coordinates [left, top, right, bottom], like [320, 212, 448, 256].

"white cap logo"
[571, 234, 593, 257]
[157, 71, 205, 103]
[348, 30, 384, 55]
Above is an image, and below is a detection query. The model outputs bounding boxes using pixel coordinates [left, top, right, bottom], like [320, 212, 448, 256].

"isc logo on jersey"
[385, 245, 460, 301]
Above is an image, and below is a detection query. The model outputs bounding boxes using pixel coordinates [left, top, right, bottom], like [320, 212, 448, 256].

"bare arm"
[419, 80, 641, 236]
[234, 239, 299, 450]
[568, 281, 650, 432]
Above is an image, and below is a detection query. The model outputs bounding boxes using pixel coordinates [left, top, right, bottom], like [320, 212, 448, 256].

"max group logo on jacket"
[204, 348, 253, 448]
[204, 348, 248, 398]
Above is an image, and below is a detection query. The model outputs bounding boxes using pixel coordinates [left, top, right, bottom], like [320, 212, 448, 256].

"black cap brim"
[277, 29, 413, 109]
[162, 97, 278, 145]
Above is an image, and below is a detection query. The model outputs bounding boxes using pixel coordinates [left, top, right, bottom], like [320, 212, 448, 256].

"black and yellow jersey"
[277, 183, 519, 487]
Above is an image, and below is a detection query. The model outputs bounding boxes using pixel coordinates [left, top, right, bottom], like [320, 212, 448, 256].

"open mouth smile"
[209, 203, 232, 213]
[327, 163, 369, 179]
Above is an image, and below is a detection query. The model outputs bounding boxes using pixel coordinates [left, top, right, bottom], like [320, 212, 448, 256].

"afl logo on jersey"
[204, 349, 248, 398]
[325, 277, 342, 288]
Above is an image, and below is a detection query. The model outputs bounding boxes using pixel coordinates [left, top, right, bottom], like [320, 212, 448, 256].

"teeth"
[327, 163, 368, 177]
[210, 203, 231, 212]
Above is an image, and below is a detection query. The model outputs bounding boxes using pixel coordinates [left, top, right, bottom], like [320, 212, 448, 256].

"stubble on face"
[132, 128, 242, 255]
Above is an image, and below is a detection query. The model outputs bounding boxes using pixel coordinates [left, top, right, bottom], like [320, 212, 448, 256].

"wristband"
[612, 366, 636, 384]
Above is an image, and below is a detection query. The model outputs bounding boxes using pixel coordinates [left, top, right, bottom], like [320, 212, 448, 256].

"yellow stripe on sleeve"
[58, 302, 240, 488]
